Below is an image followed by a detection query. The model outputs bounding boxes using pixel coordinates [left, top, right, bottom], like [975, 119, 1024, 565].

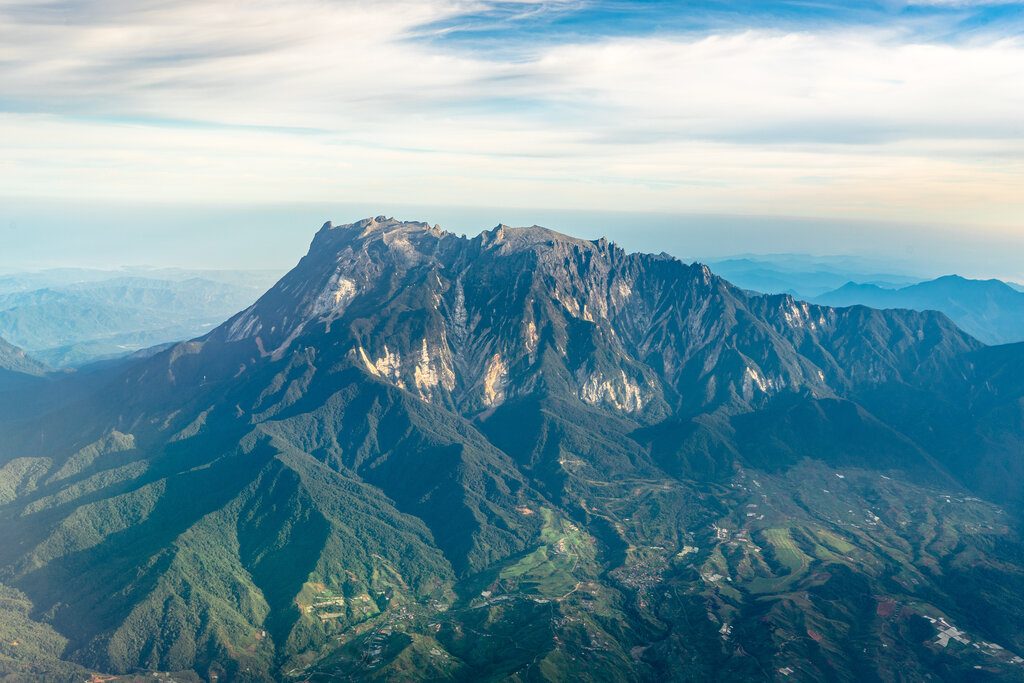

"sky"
[1, 0, 1023, 276]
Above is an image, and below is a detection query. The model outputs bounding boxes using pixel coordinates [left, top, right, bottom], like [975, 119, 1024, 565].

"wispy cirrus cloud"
[0, 0, 1022, 230]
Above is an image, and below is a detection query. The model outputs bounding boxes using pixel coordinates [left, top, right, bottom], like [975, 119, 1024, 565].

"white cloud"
[0, 0, 1022, 229]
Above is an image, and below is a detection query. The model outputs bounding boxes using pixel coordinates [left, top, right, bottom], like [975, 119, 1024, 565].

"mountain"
[703, 255, 921, 299]
[816, 275, 1024, 345]
[0, 267, 281, 297]
[0, 336, 46, 375]
[0, 337, 50, 423]
[0, 275, 276, 367]
[1, 217, 1024, 681]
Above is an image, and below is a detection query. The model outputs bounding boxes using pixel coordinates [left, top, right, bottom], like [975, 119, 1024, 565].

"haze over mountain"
[816, 275, 1024, 346]
[1, 218, 1024, 681]
[0, 269, 280, 367]
[702, 255, 923, 299]
[0, 267, 280, 295]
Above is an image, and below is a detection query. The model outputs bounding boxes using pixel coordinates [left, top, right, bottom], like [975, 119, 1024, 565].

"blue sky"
[424, 1, 1024, 44]
[1, 0, 1022, 274]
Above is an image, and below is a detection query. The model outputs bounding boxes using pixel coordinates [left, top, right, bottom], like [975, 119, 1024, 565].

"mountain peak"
[479, 222, 601, 254]
[305, 218, 452, 263]
[320, 216, 441, 237]
[357, 215, 425, 233]
[313, 217, 618, 262]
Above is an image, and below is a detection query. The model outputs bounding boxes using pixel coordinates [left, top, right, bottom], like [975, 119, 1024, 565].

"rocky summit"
[1, 218, 1024, 682]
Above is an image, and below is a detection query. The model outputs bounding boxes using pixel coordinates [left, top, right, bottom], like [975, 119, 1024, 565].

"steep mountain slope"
[0, 336, 49, 408]
[0, 336, 46, 377]
[1, 218, 1023, 682]
[816, 274, 1024, 345]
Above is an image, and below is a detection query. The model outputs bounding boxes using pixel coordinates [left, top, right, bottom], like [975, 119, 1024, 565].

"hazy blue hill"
[816, 274, 1024, 345]
[704, 254, 920, 298]
[0, 275, 273, 366]
[0, 267, 281, 296]
[2, 219, 1024, 681]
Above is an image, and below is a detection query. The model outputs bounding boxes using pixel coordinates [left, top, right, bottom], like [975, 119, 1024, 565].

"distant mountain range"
[705, 255, 1024, 346]
[815, 275, 1024, 345]
[0, 269, 281, 366]
[0, 267, 280, 295]
[703, 254, 922, 298]
[2, 219, 1024, 681]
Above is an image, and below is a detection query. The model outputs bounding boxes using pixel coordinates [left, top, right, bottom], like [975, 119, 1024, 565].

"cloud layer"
[1, 0, 1022, 229]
